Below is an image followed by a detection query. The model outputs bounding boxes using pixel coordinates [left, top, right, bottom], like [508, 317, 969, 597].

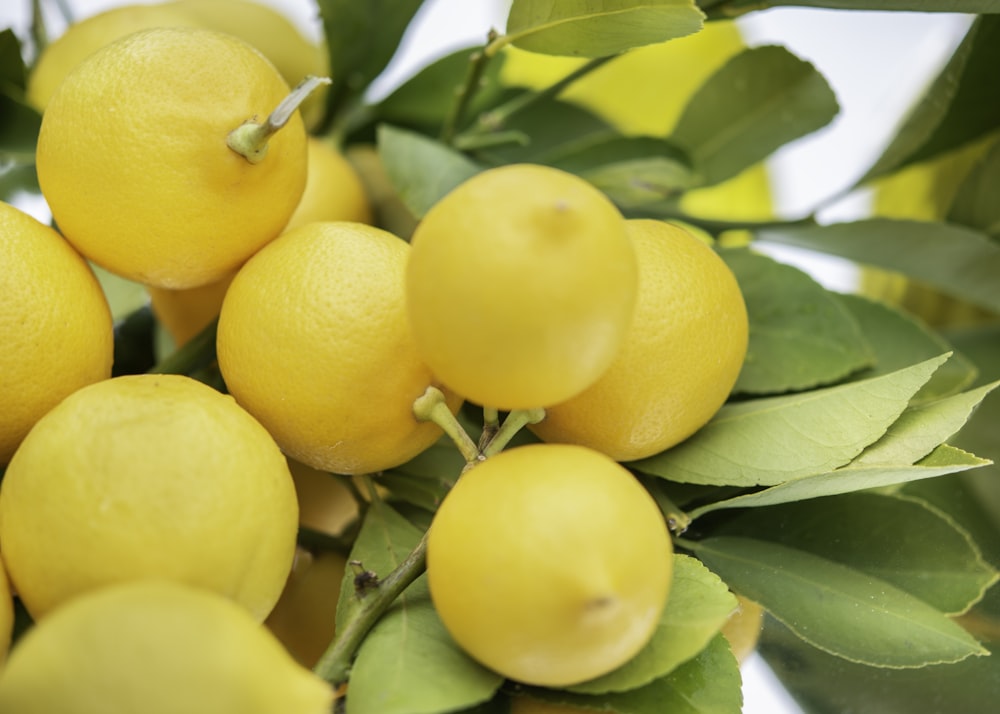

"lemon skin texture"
[406, 163, 638, 410]
[530, 219, 749, 462]
[0, 580, 334, 714]
[0, 374, 299, 622]
[0, 201, 113, 464]
[427, 443, 673, 687]
[217, 221, 462, 475]
[35, 27, 307, 289]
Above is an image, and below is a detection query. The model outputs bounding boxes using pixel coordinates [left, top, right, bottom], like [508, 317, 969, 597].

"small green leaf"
[947, 136, 1000, 236]
[379, 441, 466, 511]
[0, 29, 27, 89]
[837, 293, 977, 403]
[0, 92, 41, 166]
[632, 354, 949, 486]
[377, 124, 483, 218]
[712, 493, 1000, 616]
[685, 535, 989, 667]
[756, 219, 1000, 314]
[502, 0, 704, 58]
[517, 633, 742, 714]
[687, 443, 990, 518]
[342, 502, 503, 714]
[723, 248, 873, 395]
[670, 45, 838, 186]
[856, 16, 1000, 184]
[713, 1, 1000, 16]
[568, 554, 737, 694]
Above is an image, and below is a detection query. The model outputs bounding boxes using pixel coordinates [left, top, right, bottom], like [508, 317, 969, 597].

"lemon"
[35, 26, 308, 289]
[147, 272, 236, 348]
[530, 219, 749, 461]
[217, 221, 462, 475]
[287, 459, 360, 537]
[500, 22, 773, 222]
[427, 443, 673, 687]
[265, 548, 347, 668]
[0, 373, 299, 622]
[284, 137, 373, 231]
[0, 201, 113, 464]
[405, 163, 638, 410]
[0, 580, 334, 714]
[721, 595, 765, 664]
[0, 553, 13, 665]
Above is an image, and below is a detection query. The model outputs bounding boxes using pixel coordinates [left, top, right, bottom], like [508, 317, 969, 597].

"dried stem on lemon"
[228, 75, 331, 164]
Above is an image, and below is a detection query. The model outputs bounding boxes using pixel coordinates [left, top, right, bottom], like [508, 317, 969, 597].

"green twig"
[413, 387, 481, 464]
[481, 407, 545, 458]
[228, 75, 331, 163]
[439, 37, 495, 145]
[29, 0, 48, 58]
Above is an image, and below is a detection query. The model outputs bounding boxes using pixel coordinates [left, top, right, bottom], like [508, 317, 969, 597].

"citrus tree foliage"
[3, 1, 1000, 712]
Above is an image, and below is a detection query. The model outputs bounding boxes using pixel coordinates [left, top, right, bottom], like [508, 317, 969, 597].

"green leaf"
[377, 124, 483, 218]
[316, 0, 427, 118]
[756, 219, 1000, 314]
[711, 493, 1000, 616]
[684, 535, 989, 667]
[502, 0, 705, 58]
[0, 92, 41, 166]
[517, 633, 742, 714]
[379, 441, 466, 511]
[343, 502, 503, 714]
[709, 1, 1000, 16]
[722, 248, 872, 395]
[857, 16, 1000, 184]
[670, 45, 838, 186]
[837, 293, 977, 403]
[631, 354, 949, 487]
[947, 136, 1000, 236]
[853, 381, 999, 467]
[568, 554, 737, 694]
[687, 443, 990, 518]
[0, 29, 27, 89]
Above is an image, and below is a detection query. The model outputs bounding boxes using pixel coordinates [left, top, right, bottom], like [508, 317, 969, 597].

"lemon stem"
[313, 530, 429, 686]
[227, 75, 331, 164]
[413, 386, 481, 464]
[480, 407, 545, 458]
[478, 407, 501, 450]
[650, 487, 693, 535]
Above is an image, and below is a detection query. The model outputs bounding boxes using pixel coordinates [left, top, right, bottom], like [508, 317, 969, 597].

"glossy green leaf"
[705, 0, 1000, 17]
[503, 0, 704, 58]
[342, 502, 503, 714]
[756, 219, 1000, 313]
[670, 45, 838, 186]
[723, 248, 872, 395]
[837, 294, 977, 403]
[517, 633, 742, 714]
[712, 493, 1000, 615]
[569, 554, 737, 694]
[377, 124, 483, 218]
[316, 0, 427, 121]
[631, 354, 948, 486]
[687, 444, 990, 518]
[853, 381, 999, 467]
[947, 136, 1000, 235]
[685, 535, 989, 667]
[856, 16, 1000, 184]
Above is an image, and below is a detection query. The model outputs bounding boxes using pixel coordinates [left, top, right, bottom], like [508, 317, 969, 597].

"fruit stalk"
[413, 386, 480, 463]
[227, 75, 331, 163]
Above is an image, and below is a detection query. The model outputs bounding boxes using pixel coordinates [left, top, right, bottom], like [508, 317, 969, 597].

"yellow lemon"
[530, 219, 748, 461]
[36, 27, 308, 289]
[721, 595, 765, 664]
[217, 221, 462, 475]
[0, 580, 334, 714]
[405, 163, 637, 410]
[0, 553, 13, 665]
[427, 443, 673, 687]
[284, 137, 373, 231]
[0, 374, 298, 622]
[0, 201, 113, 464]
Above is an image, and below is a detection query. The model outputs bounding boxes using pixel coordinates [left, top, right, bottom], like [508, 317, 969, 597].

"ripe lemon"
[0, 201, 113, 464]
[530, 220, 748, 461]
[0, 553, 12, 665]
[0, 580, 334, 714]
[426, 443, 673, 687]
[405, 164, 638, 410]
[721, 595, 765, 664]
[217, 221, 462, 475]
[0, 373, 299, 622]
[284, 137, 374, 232]
[35, 26, 308, 289]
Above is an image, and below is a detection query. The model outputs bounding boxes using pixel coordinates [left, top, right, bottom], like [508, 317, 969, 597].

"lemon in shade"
[0, 554, 13, 665]
[0, 373, 299, 622]
[35, 26, 308, 289]
[0, 580, 334, 714]
[405, 163, 637, 411]
[217, 221, 462, 475]
[427, 443, 673, 687]
[721, 596, 765, 664]
[0, 200, 113, 465]
[530, 219, 748, 462]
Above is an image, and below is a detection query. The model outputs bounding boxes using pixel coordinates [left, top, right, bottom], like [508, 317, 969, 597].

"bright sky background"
[0, 2, 976, 711]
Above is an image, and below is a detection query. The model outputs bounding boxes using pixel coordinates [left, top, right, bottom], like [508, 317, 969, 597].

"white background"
[0, 1, 975, 711]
